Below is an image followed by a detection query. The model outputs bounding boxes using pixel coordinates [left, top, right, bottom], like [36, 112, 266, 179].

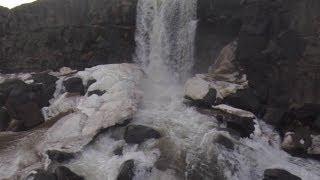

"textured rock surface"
[0, 0, 137, 72]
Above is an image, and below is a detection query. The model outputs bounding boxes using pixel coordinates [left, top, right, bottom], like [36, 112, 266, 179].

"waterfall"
[63, 1, 320, 180]
[135, 0, 198, 82]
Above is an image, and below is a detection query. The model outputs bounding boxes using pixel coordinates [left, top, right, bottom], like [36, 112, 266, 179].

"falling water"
[64, 0, 320, 179]
[135, 0, 198, 82]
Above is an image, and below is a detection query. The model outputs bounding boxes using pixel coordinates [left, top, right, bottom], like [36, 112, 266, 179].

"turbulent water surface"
[45, 0, 320, 179]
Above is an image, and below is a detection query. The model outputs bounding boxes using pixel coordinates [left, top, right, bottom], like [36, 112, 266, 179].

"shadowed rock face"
[0, 0, 137, 73]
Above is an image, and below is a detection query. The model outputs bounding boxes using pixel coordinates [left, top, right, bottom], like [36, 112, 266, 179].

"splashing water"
[65, 0, 320, 179]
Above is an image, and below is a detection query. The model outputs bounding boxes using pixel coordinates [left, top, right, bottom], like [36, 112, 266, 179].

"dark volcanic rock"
[222, 88, 262, 116]
[55, 166, 84, 180]
[47, 150, 75, 163]
[32, 73, 58, 107]
[4, 82, 44, 130]
[63, 77, 85, 95]
[0, 79, 26, 102]
[5, 84, 44, 130]
[0, 0, 137, 72]
[124, 125, 161, 144]
[88, 90, 106, 96]
[26, 167, 83, 180]
[26, 169, 56, 180]
[212, 105, 255, 138]
[0, 107, 10, 131]
[263, 169, 301, 180]
[117, 160, 135, 180]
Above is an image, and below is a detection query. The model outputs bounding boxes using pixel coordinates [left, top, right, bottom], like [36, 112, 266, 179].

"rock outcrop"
[0, 0, 137, 72]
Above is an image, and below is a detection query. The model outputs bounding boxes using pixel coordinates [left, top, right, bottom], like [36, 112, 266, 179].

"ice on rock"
[43, 63, 144, 153]
[0, 64, 144, 179]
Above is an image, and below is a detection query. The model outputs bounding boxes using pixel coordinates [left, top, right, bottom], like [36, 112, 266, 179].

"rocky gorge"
[0, 0, 319, 180]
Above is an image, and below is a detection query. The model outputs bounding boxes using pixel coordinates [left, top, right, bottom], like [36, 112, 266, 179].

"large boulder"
[212, 104, 256, 138]
[5, 83, 44, 130]
[263, 169, 302, 180]
[124, 125, 161, 144]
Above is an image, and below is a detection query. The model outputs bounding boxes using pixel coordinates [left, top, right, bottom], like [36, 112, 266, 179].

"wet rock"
[114, 146, 123, 156]
[281, 128, 312, 156]
[117, 160, 135, 180]
[263, 169, 302, 180]
[47, 150, 75, 163]
[0, 107, 10, 131]
[63, 77, 85, 95]
[55, 166, 84, 180]
[212, 132, 234, 150]
[87, 90, 106, 97]
[212, 104, 255, 137]
[32, 73, 58, 107]
[124, 125, 161, 144]
[184, 74, 248, 108]
[184, 76, 216, 107]
[5, 82, 44, 130]
[26, 169, 56, 180]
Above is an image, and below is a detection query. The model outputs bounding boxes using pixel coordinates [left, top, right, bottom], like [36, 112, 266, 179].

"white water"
[65, 0, 320, 180]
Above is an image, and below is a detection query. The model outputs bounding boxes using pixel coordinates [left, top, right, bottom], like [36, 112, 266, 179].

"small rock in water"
[87, 90, 106, 96]
[281, 128, 312, 156]
[263, 169, 302, 180]
[124, 125, 161, 144]
[212, 132, 234, 150]
[117, 160, 135, 180]
[113, 146, 124, 156]
[55, 166, 84, 180]
[47, 150, 75, 163]
[63, 77, 85, 95]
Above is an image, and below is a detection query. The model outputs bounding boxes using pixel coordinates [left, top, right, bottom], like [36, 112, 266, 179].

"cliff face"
[198, 0, 320, 137]
[0, 0, 137, 72]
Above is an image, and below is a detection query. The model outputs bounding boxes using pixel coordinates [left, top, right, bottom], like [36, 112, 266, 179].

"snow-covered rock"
[0, 63, 144, 179]
[43, 63, 144, 153]
[212, 104, 255, 119]
[184, 74, 247, 105]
